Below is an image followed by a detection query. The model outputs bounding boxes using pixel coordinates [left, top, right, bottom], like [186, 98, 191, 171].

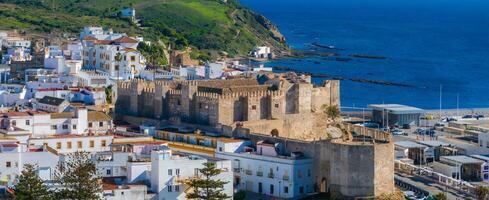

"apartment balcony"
[256, 171, 263, 177]
[245, 169, 252, 175]
[283, 175, 290, 181]
[233, 168, 241, 173]
[268, 173, 275, 179]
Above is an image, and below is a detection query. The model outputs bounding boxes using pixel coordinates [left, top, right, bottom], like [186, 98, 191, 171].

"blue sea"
[240, 0, 489, 109]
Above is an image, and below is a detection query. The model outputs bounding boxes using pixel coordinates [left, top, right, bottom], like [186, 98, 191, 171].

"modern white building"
[216, 141, 314, 199]
[150, 146, 233, 200]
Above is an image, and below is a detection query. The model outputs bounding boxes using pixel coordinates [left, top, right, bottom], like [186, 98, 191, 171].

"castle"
[116, 73, 340, 139]
[115, 74, 395, 198]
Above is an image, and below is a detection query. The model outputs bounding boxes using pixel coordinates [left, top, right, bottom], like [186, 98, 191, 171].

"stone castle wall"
[245, 133, 394, 199]
[116, 78, 340, 139]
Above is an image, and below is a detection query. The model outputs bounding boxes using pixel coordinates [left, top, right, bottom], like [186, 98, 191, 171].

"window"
[299, 186, 304, 194]
[51, 125, 57, 130]
[99, 122, 103, 127]
[168, 169, 173, 176]
[199, 103, 202, 109]
[167, 185, 172, 192]
[270, 184, 274, 195]
[115, 65, 119, 70]
[6, 162, 11, 168]
[73, 125, 77, 130]
[90, 140, 95, 148]
[177, 100, 181, 106]
[62, 124, 68, 130]
[258, 182, 262, 193]
[107, 169, 112, 175]
[194, 168, 199, 176]
[88, 122, 93, 128]
[219, 147, 223, 152]
[78, 141, 83, 148]
[298, 170, 302, 178]
[486, 141, 489, 148]
[175, 185, 180, 192]
[67, 142, 72, 149]
[131, 56, 136, 62]
[25, 120, 30, 125]
[284, 186, 289, 194]
[56, 142, 62, 149]
[11, 120, 16, 126]
[101, 140, 107, 147]
[275, 103, 279, 108]
[176, 169, 180, 176]
[252, 105, 257, 110]
[308, 169, 311, 177]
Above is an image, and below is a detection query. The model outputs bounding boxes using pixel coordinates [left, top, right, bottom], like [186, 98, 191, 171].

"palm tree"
[323, 105, 340, 123]
[476, 186, 489, 200]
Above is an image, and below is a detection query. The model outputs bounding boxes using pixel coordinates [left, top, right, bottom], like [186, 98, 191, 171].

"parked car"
[402, 124, 411, 129]
[415, 128, 425, 134]
[391, 129, 407, 136]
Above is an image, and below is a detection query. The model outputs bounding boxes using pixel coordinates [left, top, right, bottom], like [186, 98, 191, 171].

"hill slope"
[0, 0, 288, 57]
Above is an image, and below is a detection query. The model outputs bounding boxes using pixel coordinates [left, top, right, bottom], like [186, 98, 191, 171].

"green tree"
[476, 186, 489, 200]
[54, 151, 102, 200]
[186, 162, 230, 200]
[433, 192, 448, 200]
[14, 164, 52, 200]
[323, 105, 340, 123]
[105, 85, 113, 104]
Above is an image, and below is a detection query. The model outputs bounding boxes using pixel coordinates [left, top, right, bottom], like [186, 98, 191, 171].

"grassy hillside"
[0, 0, 288, 57]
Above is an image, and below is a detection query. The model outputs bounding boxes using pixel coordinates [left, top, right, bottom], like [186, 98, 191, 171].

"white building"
[433, 155, 485, 181]
[150, 146, 233, 200]
[0, 84, 26, 107]
[0, 142, 59, 186]
[82, 36, 146, 81]
[35, 96, 70, 113]
[216, 141, 314, 199]
[205, 62, 224, 79]
[250, 46, 272, 59]
[28, 134, 113, 154]
[0, 108, 112, 143]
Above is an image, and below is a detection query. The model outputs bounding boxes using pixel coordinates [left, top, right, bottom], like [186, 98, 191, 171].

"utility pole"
[439, 85, 442, 120]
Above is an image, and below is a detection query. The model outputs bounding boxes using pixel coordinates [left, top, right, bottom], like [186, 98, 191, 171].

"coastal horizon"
[241, 0, 489, 110]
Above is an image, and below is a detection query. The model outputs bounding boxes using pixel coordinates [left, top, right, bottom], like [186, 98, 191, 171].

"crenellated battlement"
[116, 77, 340, 129]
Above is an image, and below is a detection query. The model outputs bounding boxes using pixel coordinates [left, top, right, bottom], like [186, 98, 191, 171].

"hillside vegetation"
[0, 0, 288, 57]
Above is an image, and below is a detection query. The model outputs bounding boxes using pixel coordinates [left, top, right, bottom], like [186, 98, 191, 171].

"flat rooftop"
[417, 140, 451, 147]
[441, 155, 484, 164]
[369, 104, 424, 114]
[395, 141, 428, 148]
[470, 155, 489, 162]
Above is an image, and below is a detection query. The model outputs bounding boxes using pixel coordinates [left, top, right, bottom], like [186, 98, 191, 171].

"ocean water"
[240, 0, 489, 109]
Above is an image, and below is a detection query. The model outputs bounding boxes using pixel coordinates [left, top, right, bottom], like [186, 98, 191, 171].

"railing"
[283, 175, 289, 181]
[256, 171, 263, 177]
[233, 168, 241, 173]
[395, 160, 476, 196]
[245, 169, 252, 175]
[268, 173, 274, 179]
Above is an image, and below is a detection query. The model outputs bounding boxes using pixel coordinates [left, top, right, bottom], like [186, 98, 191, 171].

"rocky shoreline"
[272, 66, 414, 87]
